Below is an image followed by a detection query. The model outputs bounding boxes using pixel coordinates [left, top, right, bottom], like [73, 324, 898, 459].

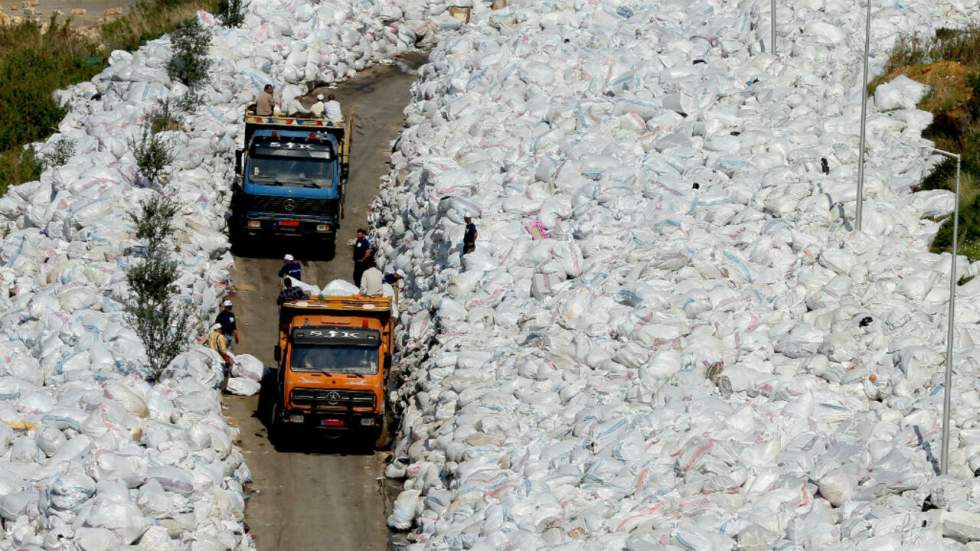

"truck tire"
[373, 402, 395, 451]
[268, 401, 287, 449]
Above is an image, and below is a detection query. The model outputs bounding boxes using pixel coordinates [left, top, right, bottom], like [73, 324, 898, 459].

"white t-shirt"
[359, 267, 383, 297]
[324, 100, 343, 122]
[310, 101, 325, 117]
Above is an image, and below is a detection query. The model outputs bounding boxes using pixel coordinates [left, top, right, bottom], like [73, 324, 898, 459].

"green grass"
[0, 0, 220, 196]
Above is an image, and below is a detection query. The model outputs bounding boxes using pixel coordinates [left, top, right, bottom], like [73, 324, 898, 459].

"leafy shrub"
[130, 193, 180, 255]
[38, 137, 76, 169]
[166, 19, 212, 87]
[125, 250, 197, 381]
[150, 98, 182, 133]
[129, 122, 173, 186]
[218, 0, 246, 27]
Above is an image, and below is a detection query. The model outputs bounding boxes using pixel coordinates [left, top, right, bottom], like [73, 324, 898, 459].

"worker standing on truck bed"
[360, 263, 384, 296]
[352, 229, 373, 286]
[325, 94, 343, 124]
[278, 254, 302, 281]
[255, 84, 275, 116]
[310, 94, 327, 118]
[215, 300, 240, 351]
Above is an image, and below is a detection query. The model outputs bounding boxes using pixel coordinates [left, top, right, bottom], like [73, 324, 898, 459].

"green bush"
[129, 122, 174, 186]
[130, 193, 180, 254]
[39, 137, 76, 169]
[166, 19, 212, 87]
[218, 0, 246, 27]
[150, 97, 182, 133]
[125, 249, 197, 381]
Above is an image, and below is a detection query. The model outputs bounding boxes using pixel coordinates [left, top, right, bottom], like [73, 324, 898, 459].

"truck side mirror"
[235, 149, 243, 175]
[274, 345, 281, 363]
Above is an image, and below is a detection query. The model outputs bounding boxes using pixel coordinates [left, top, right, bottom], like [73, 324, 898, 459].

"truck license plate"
[321, 418, 344, 427]
[279, 220, 300, 227]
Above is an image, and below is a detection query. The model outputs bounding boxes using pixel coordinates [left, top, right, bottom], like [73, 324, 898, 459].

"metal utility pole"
[936, 148, 962, 476]
[855, 0, 872, 231]
[771, 0, 777, 55]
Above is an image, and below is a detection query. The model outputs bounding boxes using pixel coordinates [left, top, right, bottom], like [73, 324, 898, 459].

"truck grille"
[290, 388, 375, 409]
[246, 195, 339, 216]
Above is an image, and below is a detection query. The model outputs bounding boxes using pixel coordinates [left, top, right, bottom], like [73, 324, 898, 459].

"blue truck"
[232, 109, 353, 253]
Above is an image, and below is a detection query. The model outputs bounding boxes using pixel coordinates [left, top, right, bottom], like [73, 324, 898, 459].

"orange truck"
[265, 295, 395, 448]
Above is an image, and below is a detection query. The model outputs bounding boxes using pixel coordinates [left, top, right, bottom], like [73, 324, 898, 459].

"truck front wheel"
[373, 403, 395, 451]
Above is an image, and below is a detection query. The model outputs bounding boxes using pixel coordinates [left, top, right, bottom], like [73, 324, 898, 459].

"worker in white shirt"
[359, 262, 383, 297]
[324, 94, 343, 124]
[310, 94, 326, 118]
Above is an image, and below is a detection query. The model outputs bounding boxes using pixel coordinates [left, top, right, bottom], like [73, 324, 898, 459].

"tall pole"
[941, 151, 962, 476]
[771, 0, 776, 55]
[855, 0, 872, 231]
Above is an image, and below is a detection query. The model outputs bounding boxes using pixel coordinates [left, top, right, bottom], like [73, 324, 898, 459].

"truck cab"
[232, 110, 353, 251]
[267, 295, 394, 448]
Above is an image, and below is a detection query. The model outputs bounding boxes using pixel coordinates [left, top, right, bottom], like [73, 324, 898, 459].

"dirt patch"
[884, 61, 973, 116]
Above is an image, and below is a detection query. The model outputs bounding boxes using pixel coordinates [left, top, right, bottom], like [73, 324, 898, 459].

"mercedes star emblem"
[283, 198, 296, 212]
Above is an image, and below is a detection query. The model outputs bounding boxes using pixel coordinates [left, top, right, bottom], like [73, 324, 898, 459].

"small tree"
[218, 0, 246, 28]
[129, 122, 172, 186]
[150, 98, 181, 133]
[167, 20, 212, 87]
[129, 193, 180, 255]
[39, 137, 76, 169]
[124, 252, 197, 382]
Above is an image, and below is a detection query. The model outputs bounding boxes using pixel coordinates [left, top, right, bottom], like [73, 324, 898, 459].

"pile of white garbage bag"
[373, 0, 980, 548]
[0, 0, 455, 547]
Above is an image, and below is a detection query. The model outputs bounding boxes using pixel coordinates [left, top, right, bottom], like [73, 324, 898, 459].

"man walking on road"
[352, 229, 373, 287]
[278, 254, 302, 281]
[214, 300, 240, 351]
[206, 322, 233, 369]
[463, 216, 478, 254]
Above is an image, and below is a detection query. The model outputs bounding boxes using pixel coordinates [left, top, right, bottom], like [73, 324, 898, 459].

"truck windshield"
[291, 345, 378, 375]
[249, 155, 332, 187]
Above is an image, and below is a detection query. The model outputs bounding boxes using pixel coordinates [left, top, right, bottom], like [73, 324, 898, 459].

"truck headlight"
[360, 418, 375, 426]
[316, 224, 331, 232]
[288, 415, 305, 424]
[246, 220, 261, 229]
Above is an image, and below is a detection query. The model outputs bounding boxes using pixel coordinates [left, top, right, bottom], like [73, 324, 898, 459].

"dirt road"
[222, 53, 426, 551]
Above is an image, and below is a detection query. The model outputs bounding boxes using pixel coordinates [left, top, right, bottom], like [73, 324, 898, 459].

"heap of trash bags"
[373, 0, 980, 549]
[0, 0, 456, 548]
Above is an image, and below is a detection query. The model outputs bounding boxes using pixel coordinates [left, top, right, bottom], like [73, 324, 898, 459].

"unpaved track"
[222, 52, 426, 551]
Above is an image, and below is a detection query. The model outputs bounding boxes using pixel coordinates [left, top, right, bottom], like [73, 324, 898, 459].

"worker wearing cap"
[214, 300, 240, 351]
[310, 94, 326, 118]
[278, 254, 302, 281]
[206, 322, 232, 366]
